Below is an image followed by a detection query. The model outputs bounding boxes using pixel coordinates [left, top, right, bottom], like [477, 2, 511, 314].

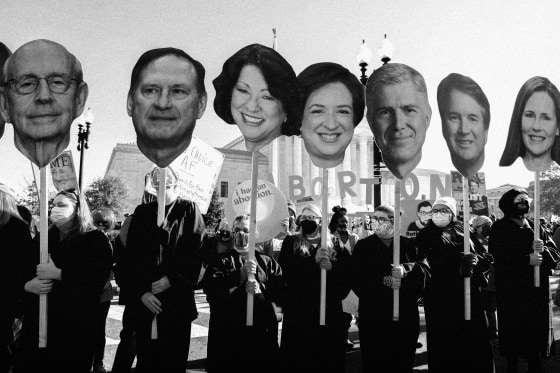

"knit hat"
[0, 183, 16, 199]
[301, 204, 321, 218]
[287, 202, 297, 217]
[499, 187, 528, 218]
[150, 166, 179, 188]
[472, 215, 492, 228]
[433, 196, 457, 217]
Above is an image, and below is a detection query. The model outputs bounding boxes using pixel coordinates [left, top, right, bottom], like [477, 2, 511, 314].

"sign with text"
[451, 171, 489, 217]
[50, 150, 79, 192]
[169, 136, 225, 214]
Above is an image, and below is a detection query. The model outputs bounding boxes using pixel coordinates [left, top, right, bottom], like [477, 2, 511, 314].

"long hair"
[328, 205, 347, 233]
[500, 76, 560, 166]
[0, 187, 23, 228]
[54, 188, 94, 238]
[213, 44, 303, 136]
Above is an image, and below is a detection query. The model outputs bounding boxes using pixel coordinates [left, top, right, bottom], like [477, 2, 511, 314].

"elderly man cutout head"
[127, 48, 207, 167]
[0, 39, 88, 167]
[365, 63, 432, 179]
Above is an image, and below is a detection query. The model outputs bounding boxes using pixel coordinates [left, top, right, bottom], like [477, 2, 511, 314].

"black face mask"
[515, 201, 529, 216]
[300, 220, 318, 235]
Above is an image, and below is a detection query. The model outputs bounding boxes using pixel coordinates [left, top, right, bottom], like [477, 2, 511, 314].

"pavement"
[100, 275, 560, 373]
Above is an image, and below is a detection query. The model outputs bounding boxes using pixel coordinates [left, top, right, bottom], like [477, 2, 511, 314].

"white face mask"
[432, 214, 452, 228]
[50, 206, 75, 226]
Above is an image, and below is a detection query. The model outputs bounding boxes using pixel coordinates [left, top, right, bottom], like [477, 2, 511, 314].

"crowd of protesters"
[2, 178, 559, 373]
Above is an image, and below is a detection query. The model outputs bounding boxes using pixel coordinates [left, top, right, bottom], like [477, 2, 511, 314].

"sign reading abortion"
[169, 136, 224, 214]
[288, 170, 451, 204]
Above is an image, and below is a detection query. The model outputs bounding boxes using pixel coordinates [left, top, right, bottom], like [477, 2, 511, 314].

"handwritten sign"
[169, 136, 224, 214]
[50, 150, 79, 192]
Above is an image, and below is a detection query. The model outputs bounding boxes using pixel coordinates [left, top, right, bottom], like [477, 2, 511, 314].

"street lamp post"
[356, 35, 394, 208]
[77, 107, 93, 190]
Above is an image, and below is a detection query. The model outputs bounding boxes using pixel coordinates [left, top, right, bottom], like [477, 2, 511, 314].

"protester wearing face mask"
[201, 214, 285, 373]
[201, 219, 233, 268]
[472, 215, 498, 341]
[489, 188, 560, 373]
[18, 189, 113, 373]
[327, 206, 360, 349]
[350, 204, 429, 373]
[416, 196, 494, 373]
[279, 204, 351, 373]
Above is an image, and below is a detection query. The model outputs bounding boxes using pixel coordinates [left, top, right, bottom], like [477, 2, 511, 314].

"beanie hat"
[433, 196, 457, 217]
[472, 215, 492, 228]
[499, 187, 528, 218]
[0, 183, 16, 199]
[302, 204, 321, 218]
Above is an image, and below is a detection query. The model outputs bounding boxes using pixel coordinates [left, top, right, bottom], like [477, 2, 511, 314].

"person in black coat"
[489, 187, 560, 373]
[278, 204, 351, 373]
[16, 189, 113, 373]
[123, 168, 205, 373]
[202, 214, 285, 373]
[0, 183, 32, 373]
[351, 204, 429, 373]
[416, 197, 493, 373]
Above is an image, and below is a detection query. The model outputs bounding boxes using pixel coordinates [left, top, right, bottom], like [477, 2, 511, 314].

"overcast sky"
[1, 0, 558, 193]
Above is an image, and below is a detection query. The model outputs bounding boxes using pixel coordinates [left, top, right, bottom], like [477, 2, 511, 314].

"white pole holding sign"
[246, 152, 259, 326]
[463, 176, 471, 320]
[393, 179, 402, 321]
[39, 166, 48, 348]
[320, 168, 328, 326]
[151, 167, 167, 339]
[534, 172, 540, 287]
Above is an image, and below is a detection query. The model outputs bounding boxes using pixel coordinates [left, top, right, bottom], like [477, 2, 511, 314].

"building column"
[359, 134, 368, 205]
[293, 136, 303, 176]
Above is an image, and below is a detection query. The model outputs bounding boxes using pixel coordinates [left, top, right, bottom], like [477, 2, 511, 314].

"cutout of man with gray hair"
[0, 39, 88, 167]
[366, 63, 431, 179]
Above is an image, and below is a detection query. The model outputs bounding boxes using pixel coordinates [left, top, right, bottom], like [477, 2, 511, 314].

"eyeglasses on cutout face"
[371, 216, 393, 223]
[5, 74, 80, 95]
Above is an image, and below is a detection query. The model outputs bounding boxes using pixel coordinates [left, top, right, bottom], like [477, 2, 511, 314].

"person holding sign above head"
[437, 73, 490, 178]
[365, 63, 431, 180]
[0, 39, 88, 168]
[127, 47, 207, 168]
[278, 204, 351, 373]
[298, 62, 364, 168]
[500, 77, 560, 172]
[416, 196, 494, 373]
[489, 188, 559, 373]
[213, 44, 302, 152]
[17, 189, 112, 373]
[122, 166, 205, 373]
[0, 42, 12, 140]
[201, 214, 285, 373]
[350, 204, 428, 373]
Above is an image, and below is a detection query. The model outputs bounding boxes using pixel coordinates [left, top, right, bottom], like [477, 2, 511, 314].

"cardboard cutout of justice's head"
[437, 73, 490, 178]
[213, 44, 302, 152]
[127, 48, 208, 168]
[500, 76, 560, 172]
[0, 42, 12, 140]
[298, 62, 364, 168]
[365, 63, 431, 180]
[0, 39, 88, 167]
